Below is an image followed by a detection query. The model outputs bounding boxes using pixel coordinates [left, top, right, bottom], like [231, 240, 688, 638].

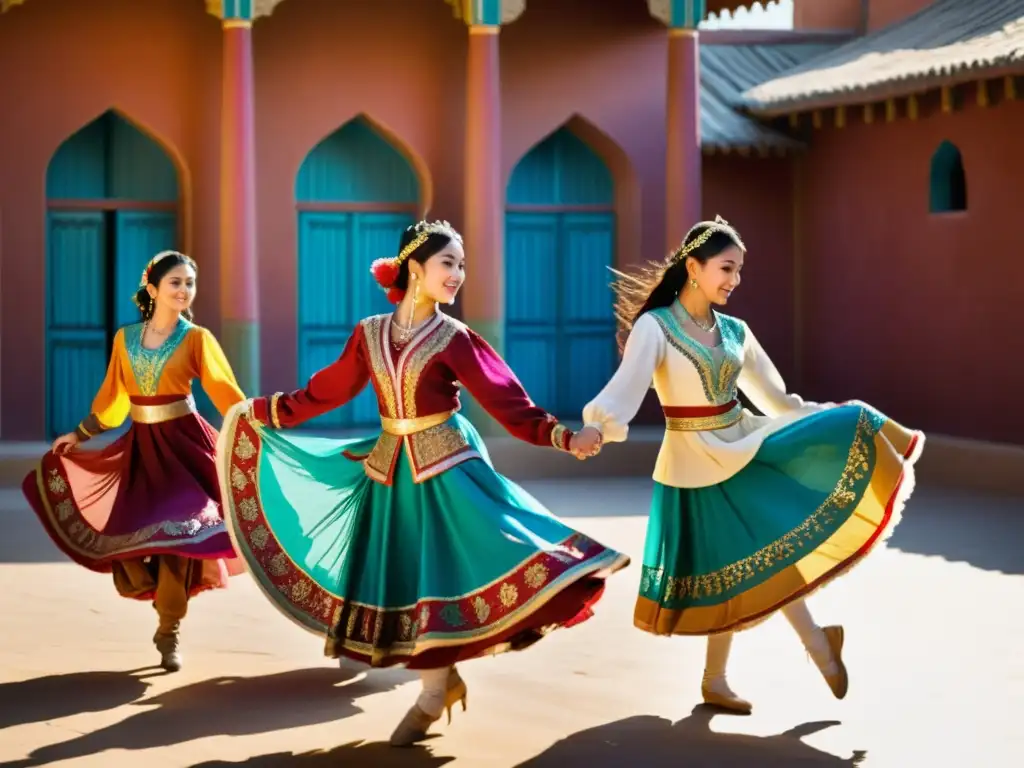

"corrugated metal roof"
[741, 0, 1024, 114]
[707, 0, 782, 15]
[700, 42, 839, 151]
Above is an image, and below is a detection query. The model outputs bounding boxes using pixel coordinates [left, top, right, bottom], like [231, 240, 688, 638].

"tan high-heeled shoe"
[820, 625, 848, 699]
[389, 667, 470, 748]
[701, 678, 753, 714]
[444, 667, 468, 724]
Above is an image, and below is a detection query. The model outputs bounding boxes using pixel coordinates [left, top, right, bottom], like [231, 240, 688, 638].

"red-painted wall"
[795, 95, 1024, 443]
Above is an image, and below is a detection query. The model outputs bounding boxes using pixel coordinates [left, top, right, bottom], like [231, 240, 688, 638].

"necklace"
[391, 313, 433, 345]
[679, 302, 717, 333]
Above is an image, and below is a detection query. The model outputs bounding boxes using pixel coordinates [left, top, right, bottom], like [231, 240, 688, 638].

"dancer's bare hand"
[51, 432, 79, 455]
[570, 426, 603, 459]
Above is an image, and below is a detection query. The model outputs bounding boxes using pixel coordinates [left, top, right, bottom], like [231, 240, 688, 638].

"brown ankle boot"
[153, 625, 182, 672]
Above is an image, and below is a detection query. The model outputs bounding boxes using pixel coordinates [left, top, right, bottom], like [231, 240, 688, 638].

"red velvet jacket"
[251, 312, 575, 484]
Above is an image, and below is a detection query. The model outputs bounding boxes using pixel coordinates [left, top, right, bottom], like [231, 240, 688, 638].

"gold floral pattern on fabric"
[361, 315, 397, 418]
[651, 305, 745, 406]
[219, 411, 626, 666]
[640, 409, 880, 603]
[364, 432, 400, 481]
[400, 316, 459, 419]
[230, 465, 249, 492]
[47, 469, 67, 495]
[124, 320, 193, 396]
[234, 432, 256, 461]
[408, 423, 470, 471]
[33, 460, 225, 559]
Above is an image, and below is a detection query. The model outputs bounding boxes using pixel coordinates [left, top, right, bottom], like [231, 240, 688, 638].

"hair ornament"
[671, 214, 745, 263]
[369, 220, 463, 304]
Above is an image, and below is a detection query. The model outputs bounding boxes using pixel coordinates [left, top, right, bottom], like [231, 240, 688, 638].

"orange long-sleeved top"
[75, 318, 245, 440]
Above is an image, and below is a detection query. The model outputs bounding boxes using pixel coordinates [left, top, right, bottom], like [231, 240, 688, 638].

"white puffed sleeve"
[737, 323, 824, 417]
[582, 312, 666, 443]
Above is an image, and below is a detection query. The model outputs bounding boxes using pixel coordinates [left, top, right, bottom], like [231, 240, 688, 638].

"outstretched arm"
[195, 328, 247, 416]
[74, 329, 132, 442]
[251, 324, 371, 428]
[737, 324, 820, 417]
[448, 327, 576, 453]
[581, 313, 665, 443]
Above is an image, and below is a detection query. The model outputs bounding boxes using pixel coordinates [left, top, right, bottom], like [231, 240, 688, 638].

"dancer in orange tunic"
[23, 251, 246, 672]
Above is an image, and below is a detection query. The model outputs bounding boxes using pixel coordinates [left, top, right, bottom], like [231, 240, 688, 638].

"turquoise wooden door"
[505, 128, 616, 418]
[45, 212, 109, 437]
[114, 211, 178, 329]
[45, 111, 180, 437]
[295, 117, 419, 429]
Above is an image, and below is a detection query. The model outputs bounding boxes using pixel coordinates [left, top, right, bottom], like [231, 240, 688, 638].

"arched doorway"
[295, 116, 420, 429]
[45, 111, 180, 438]
[504, 126, 617, 418]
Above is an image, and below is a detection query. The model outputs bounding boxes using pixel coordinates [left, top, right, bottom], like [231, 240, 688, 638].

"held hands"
[51, 432, 80, 456]
[569, 425, 603, 460]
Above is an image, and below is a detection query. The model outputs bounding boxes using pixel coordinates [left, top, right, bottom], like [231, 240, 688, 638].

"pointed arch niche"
[504, 115, 639, 418]
[44, 109, 187, 437]
[293, 114, 431, 429]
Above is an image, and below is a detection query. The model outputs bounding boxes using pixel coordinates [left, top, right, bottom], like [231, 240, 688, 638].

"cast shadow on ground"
[8, 666, 410, 767]
[515, 706, 866, 767]
[189, 740, 454, 768]
[183, 705, 865, 768]
[0, 667, 156, 730]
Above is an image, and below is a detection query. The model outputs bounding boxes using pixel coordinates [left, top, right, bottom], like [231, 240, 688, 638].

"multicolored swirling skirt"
[23, 396, 239, 600]
[217, 408, 630, 669]
[635, 402, 923, 636]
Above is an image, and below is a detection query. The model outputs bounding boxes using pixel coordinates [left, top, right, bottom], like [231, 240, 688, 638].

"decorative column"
[448, 0, 523, 432]
[651, 0, 704, 252]
[446, 0, 523, 353]
[206, 0, 286, 396]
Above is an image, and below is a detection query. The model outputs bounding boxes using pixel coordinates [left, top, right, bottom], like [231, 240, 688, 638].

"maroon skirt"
[23, 395, 241, 599]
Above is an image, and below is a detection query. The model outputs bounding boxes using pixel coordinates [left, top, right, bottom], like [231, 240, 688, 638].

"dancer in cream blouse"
[576, 216, 923, 712]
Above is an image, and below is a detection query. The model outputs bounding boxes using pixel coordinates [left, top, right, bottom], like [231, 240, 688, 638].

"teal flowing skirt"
[635, 403, 923, 636]
[217, 410, 629, 668]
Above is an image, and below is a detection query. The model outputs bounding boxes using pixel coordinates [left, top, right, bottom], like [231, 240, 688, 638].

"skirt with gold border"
[217, 407, 630, 669]
[635, 403, 923, 636]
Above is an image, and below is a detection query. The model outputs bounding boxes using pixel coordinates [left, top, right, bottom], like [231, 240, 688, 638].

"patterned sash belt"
[663, 400, 742, 432]
[130, 396, 197, 424]
[380, 408, 457, 436]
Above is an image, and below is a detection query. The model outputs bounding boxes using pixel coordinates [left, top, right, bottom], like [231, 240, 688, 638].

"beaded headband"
[396, 220, 463, 267]
[672, 215, 745, 263]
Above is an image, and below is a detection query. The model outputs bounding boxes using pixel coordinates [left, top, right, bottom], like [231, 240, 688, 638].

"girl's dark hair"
[393, 228, 456, 292]
[133, 251, 198, 323]
[611, 219, 744, 349]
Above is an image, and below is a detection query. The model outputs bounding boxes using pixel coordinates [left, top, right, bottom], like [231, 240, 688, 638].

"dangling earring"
[407, 275, 419, 329]
[689, 278, 699, 290]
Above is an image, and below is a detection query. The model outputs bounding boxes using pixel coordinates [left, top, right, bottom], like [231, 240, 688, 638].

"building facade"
[0, 0, 1020, 444]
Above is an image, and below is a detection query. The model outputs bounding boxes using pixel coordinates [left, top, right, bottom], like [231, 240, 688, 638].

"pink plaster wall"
[796, 94, 1024, 443]
[0, 0, 222, 439]
[252, 0, 467, 397]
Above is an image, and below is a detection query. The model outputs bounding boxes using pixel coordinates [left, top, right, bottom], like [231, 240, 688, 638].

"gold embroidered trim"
[400, 315, 458, 419]
[550, 423, 571, 451]
[641, 410, 877, 602]
[362, 316, 398, 418]
[269, 393, 282, 429]
[664, 404, 743, 432]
